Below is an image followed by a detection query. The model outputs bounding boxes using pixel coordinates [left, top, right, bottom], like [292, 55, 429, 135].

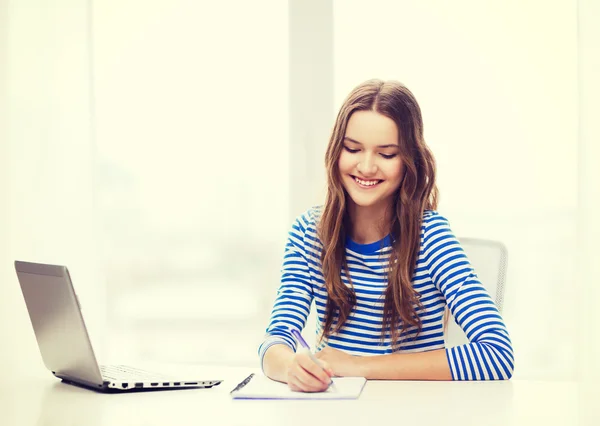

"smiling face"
[338, 110, 404, 212]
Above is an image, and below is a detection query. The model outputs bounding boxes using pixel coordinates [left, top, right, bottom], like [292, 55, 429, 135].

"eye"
[343, 146, 359, 153]
[380, 153, 398, 159]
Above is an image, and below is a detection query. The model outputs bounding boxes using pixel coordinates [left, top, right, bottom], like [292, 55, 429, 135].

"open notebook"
[230, 373, 367, 400]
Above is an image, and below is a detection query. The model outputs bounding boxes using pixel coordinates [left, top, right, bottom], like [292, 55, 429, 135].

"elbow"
[479, 340, 514, 381]
[502, 362, 514, 380]
[503, 342, 515, 380]
[506, 354, 515, 380]
[497, 345, 515, 380]
[506, 369, 514, 380]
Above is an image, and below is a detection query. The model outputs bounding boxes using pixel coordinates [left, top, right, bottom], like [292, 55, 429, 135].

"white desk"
[0, 365, 580, 426]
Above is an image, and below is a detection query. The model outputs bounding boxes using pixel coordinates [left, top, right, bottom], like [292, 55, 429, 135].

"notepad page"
[230, 375, 367, 400]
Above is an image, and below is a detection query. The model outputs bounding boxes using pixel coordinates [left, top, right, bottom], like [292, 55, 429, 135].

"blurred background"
[0, 0, 598, 388]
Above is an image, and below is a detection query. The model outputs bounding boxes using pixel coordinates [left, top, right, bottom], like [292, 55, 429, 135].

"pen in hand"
[290, 328, 337, 391]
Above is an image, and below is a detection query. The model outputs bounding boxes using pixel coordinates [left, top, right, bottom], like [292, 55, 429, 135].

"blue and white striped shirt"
[258, 207, 514, 380]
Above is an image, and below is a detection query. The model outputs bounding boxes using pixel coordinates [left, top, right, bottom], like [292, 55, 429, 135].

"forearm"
[356, 349, 452, 380]
[262, 344, 295, 383]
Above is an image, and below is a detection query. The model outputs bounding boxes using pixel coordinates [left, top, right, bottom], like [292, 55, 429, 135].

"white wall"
[334, 0, 578, 380]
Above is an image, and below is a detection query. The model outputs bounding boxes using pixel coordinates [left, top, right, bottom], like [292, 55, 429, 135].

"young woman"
[259, 79, 514, 392]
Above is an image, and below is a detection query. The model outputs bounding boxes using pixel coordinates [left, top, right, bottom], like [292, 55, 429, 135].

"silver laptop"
[14, 260, 223, 392]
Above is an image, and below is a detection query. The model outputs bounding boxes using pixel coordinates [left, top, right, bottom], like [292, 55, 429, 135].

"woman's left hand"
[315, 346, 362, 377]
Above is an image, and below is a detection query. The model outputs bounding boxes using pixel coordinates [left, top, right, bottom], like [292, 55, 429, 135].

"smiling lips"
[352, 175, 383, 189]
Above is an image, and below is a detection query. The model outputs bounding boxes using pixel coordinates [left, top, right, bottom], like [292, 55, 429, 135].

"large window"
[93, 1, 289, 366]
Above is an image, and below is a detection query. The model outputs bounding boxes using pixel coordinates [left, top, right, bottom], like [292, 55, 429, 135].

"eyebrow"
[344, 137, 398, 149]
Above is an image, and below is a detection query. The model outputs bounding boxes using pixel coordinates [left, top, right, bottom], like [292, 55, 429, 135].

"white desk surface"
[0, 365, 580, 426]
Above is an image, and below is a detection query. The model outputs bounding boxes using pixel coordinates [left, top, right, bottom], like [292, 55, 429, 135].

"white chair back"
[444, 238, 508, 348]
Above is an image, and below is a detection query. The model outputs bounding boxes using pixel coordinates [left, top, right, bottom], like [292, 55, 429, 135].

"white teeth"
[354, 177, 380, 186]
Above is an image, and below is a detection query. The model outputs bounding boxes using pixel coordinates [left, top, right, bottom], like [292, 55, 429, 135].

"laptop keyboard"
[100, 365, 167, 382]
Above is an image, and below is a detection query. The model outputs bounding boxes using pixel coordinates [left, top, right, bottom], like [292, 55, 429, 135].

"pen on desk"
[290, 328, 336, 391]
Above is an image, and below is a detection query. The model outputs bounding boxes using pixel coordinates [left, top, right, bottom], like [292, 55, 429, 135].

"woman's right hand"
[286, 348, 334, 392]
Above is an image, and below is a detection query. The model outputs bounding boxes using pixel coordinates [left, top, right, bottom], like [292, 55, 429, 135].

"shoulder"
[421, 210, 454, 242]
[419, 210, 462, 270]
[422, 209, 450, 227]
[289, 206, 323, 243]
[292, 205, 322, 231]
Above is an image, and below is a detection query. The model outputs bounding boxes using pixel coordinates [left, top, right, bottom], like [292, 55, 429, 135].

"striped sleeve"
[422, 214, 514, 380]
[257, 213, 314, 372]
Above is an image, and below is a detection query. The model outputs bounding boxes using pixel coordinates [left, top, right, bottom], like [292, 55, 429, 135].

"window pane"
[93, 0, 289, 366]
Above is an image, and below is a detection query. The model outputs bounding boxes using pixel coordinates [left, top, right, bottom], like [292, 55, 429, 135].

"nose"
[356, 153, 377, 176]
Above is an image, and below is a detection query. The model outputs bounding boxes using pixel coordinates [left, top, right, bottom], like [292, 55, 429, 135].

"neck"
[347, 200, 393, 244]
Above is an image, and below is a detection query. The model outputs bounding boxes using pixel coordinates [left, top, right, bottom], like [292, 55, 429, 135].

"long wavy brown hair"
[317, 79, 439, 348]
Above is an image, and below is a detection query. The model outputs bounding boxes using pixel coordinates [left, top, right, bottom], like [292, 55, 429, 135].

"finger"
[287, 380, 301, 392]
[288, 372, 315, 393]
[294, 366, 327, 391]
[289, 373, 323, 393]
[292, 365, 329, 392]
[287, 363, 317, 393]
[296, 352, 332, 384]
